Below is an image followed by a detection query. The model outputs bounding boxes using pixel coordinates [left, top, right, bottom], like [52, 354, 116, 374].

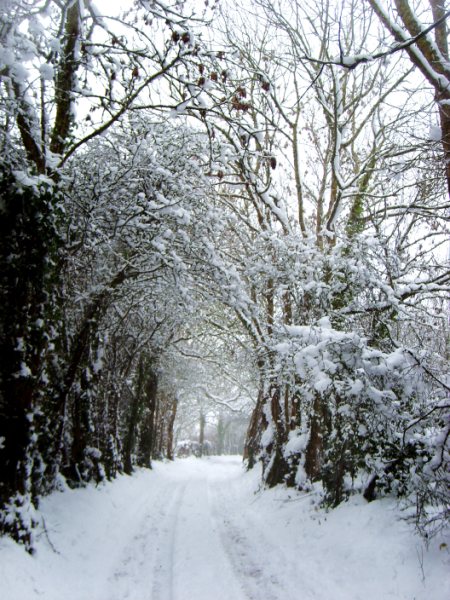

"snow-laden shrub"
[267, 318, 449, 536]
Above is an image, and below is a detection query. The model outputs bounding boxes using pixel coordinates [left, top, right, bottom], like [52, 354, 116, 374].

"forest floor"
[0, 455, 449, 600]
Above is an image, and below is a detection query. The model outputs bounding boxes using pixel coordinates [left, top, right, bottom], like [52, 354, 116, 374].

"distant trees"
[158, 309, 257, 455]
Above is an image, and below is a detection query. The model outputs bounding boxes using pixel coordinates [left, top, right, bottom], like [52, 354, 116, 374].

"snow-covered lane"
[0, 457, 251, 600]
[170, 476, 247, 600]
[101, 459, 249, 600]
[104, 479, 186, 600]
[0, 456, 449, 600]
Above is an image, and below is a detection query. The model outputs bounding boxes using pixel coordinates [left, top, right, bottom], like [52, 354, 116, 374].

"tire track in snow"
[209, 477, 317, 600]
[208, 480, 282, 600]
[104, 458, 315, 600]
[150, 482, 187, 600]
[170, 476, 249, 600]
[104, 479, 185, 600]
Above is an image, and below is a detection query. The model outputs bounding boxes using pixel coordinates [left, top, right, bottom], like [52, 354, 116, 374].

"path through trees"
[1, 0, 449, 550]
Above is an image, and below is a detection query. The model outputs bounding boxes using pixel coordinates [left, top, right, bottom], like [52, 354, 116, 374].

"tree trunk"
[368, 0, 450, 194]
[304, 394, 330, 481]
[217, 413, 230, 456]
[243, 387, 267, 468]
[0, 175, 58, 550]
[262, 385, 291, 487]
[123, 356, 146, 475]
[136, 361, 158, 468]
[166, 396, 178, 461]
[199, 410, 206, 457]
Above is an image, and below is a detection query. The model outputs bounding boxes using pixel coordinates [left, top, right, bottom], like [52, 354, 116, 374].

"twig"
[416, 544, 426, 584]
[41, 516, 60, 555]
[274, 490, 318, 503]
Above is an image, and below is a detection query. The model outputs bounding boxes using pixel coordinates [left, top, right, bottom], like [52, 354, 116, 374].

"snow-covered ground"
[1, 456, 449, 600]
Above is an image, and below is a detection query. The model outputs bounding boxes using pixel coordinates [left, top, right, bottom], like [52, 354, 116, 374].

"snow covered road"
[102, 457, 301, 600]
[1, 456, 449, 600]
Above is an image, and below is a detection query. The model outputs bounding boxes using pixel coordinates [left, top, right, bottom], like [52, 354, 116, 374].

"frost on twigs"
[261, 319, 450, 534]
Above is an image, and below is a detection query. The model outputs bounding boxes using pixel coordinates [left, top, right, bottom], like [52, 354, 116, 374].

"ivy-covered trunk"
[123, 354, 159, 472]
[136, 358, 159, 468]
[0, 172, 61, 550]
[166, 396, 178, 461]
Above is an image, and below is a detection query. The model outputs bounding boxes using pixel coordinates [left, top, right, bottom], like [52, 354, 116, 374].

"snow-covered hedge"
[261, 318, 449, 537]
